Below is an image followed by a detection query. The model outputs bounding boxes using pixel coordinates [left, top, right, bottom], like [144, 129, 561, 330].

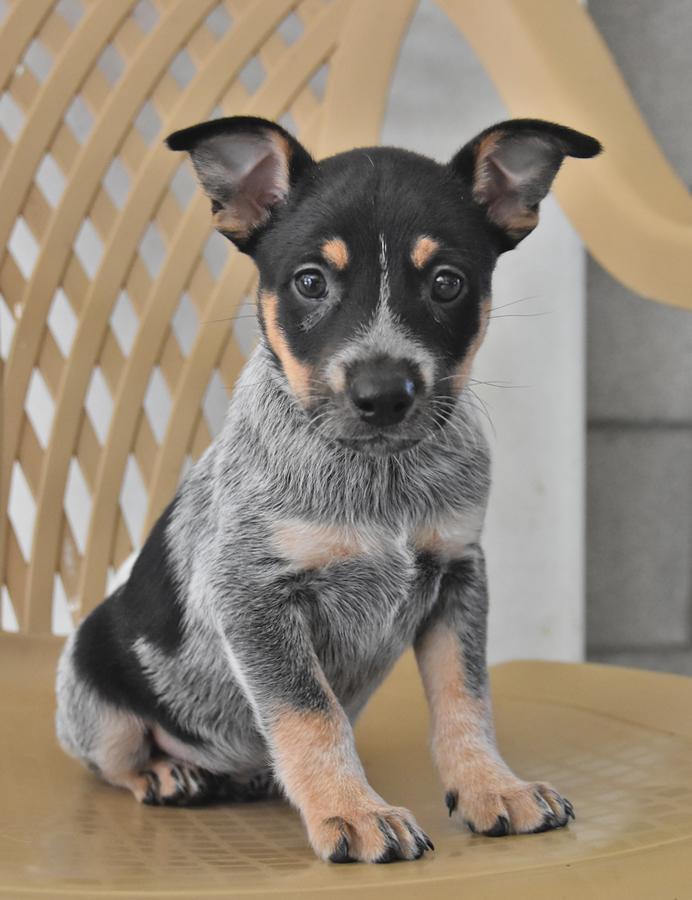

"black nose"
[347, 360, 419, 427]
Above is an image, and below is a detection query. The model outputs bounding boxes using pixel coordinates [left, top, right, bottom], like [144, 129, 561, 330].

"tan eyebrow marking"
[411, 235, 440, 269]
[321, 237, 349, 270]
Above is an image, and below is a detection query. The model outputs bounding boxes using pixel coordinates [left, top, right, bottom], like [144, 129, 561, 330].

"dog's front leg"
[415, 544, 574, 836]
[218, 597, 432, 863]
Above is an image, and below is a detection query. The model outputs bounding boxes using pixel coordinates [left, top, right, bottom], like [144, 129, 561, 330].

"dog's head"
[167, 116, 600, 454]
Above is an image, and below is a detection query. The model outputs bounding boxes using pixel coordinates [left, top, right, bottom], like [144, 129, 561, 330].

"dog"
[56, 115, 600, 863]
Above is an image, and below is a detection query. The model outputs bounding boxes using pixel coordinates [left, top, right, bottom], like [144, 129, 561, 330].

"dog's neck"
[216, 344, 490, 528]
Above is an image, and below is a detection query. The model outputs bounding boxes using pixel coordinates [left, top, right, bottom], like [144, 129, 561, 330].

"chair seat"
[2, 633, 692, 898]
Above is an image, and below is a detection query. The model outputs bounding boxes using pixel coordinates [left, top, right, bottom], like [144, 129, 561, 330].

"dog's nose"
[348, 360, 418, 427]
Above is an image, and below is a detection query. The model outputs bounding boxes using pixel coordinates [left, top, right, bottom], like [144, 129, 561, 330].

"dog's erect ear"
[165, 116, 315, 250]
[450, 119, 601, 248]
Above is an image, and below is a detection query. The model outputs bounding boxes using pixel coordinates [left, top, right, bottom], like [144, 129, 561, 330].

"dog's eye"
[294, 269, 327, 300]
[431, 269, 466, 303]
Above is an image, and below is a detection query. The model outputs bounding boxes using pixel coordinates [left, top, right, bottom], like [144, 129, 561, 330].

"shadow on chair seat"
[2, 633, 692, 899]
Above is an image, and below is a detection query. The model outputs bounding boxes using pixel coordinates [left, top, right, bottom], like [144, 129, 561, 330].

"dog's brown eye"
[294, 269, 327, 300]
[431, 269, 466, 303]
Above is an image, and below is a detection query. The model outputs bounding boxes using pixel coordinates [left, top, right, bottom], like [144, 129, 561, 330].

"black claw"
[424, 835, 435, 852]
[483, 814, 511, 838]
[466, 819, 477, 834]
[141, 770, 161, 806]
[329, 835, 354, 864]
[375, 844, 402, 864]
[445, 790, 459, 817]
[564, 798, 576, 820]
[532, 813, 564, 834]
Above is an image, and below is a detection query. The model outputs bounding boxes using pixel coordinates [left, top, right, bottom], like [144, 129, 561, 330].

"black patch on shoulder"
[74, 497, 202, 745]
[117, 498, 185, 654]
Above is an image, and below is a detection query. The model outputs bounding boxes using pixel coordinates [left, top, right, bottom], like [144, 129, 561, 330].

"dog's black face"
[167, 117, 600, 454]
[251, 149, 500, 453]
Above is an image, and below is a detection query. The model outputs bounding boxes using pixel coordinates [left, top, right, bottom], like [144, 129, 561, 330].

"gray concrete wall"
[585, 0, 692, 673]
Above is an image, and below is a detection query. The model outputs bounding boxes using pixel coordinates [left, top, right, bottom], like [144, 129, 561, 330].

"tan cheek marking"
[452, 295, 492, 393]
[273, 521, 369, 569]
[322, 237, 349, 270]
[260, 290, 312, 400]
[411, 235, 440, 269]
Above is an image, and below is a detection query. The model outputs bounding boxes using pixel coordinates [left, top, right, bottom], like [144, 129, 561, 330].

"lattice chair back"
[0, 0, 416, 636]
[3, 0, 686, 637]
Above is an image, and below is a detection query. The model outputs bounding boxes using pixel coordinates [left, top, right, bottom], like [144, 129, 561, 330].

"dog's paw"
[135, 758, 207, 806]
[446, 779, 574, 837]
[310, 805, 434, 863]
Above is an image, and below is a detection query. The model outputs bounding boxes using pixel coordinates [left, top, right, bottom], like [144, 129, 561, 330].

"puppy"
[56, 116, 600, 863]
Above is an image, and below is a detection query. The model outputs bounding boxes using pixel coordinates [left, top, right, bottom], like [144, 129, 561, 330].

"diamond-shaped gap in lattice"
[0, 91, 24, 141]
[202, 369, 229, 437]
[84, 366, 114, 445]
[0, 292, 15, 360]
[106, 550, 137, 596]
[170, 161, 197, 211]
[8, 216, 39, 280]
[202, 231, 229, 281]
[73, 218, 103, 280]
[238, 56, 265, 93]
[52, 573, 74, 636]
[35, 152, 65, 208]
[120, 454, 148, 548]
[134, 99, 161, 146]
[64, 95, 93, 144]
[1, 586, 19, 632]
[25, 368, 55, 449]
[139, 221, 166, 279]
[23, 38, 53, 83]
[64, 456, 92, 556]
[178, 453, 194, 486]
[205, 5, 233, 39]
[110, 290, 139, 356]
[47, 287, 78, 357]
[102, 157, 130, 210]
[277, 11, 304, 46]
[133, 0, 158, 34]
[309, 63, 329, 101]
[171, 291, 199, 356]
[232, 296, 258, 358]
[278, 111, 297, 135]
[56, 0, 84, 27]
[143, 366, 173, 444]
[97, 43, 125, 86]
[8, 460, 36, 562]
[169, 49, 196, 89]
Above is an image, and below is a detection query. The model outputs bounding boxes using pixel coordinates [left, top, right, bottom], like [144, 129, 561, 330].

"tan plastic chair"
[2, 2, 692, 896]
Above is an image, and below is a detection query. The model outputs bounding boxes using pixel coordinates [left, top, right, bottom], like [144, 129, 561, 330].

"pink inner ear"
[241, 150, 289, 212]
[199, 131, 291, 237]
[474, 134, 559, 237]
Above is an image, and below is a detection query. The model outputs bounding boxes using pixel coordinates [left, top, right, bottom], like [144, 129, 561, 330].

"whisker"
[488, 311, 549, 320]
[490, 294, 539, 312]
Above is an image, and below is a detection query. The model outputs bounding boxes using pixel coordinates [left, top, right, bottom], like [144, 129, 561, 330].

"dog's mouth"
[333, 433, 424, 455]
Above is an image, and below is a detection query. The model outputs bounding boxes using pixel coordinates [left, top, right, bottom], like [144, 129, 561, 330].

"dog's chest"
[271, 508, 483, 699]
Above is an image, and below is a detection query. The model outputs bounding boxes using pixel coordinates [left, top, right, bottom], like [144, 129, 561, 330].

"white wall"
[382, 0, 586, 662]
